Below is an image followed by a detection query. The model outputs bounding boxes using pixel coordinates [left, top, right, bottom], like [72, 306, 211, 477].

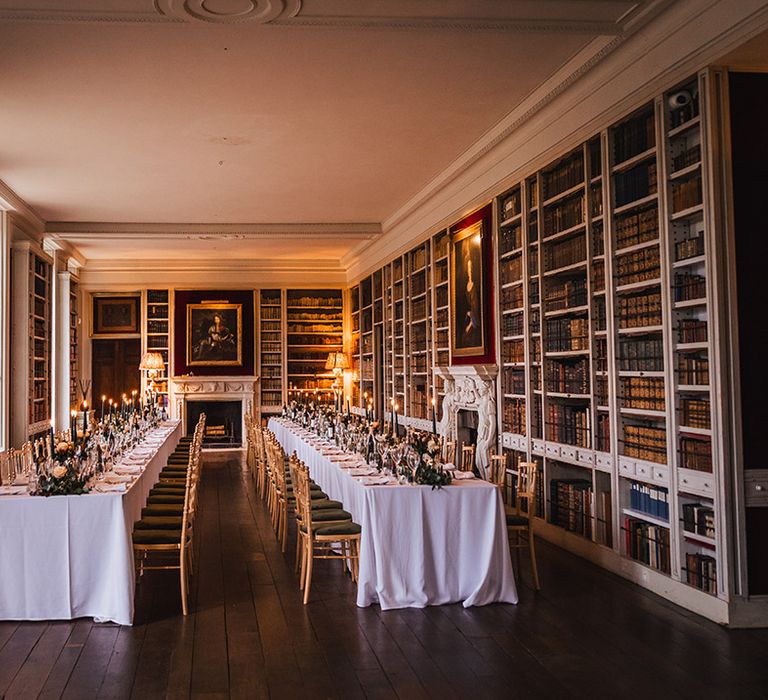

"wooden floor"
[2, 454, 768, 700]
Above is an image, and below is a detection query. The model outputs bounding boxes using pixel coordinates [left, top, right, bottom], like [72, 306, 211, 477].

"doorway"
[92, 339, 141, 406]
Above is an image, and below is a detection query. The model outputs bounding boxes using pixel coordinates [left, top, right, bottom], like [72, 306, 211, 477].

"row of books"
[546, 404, 590, 447]
[261, 366, 281, 378]
[674, 230, 705, 261]
[542, 150, 585, 201]
[618, 336, 665, 372]
[261, 306, 281, 319]
[545, 358, 590, 394]
[594, 295, 607, 330]
[503, 398, 526, 434]
[410, 297, 427, 319]
[671, 175, 703, 213]
[286, 323, 338, 334]
[629, 480, 670, 519]
[596, 413, 611, 452]
[550, 479, 593, 538]
[678, 353, 709, 385]
[500, 255, 523, 285]
[503, 312, 525, 337]
[678, 319, 707, 344]
[261, 380, 282, 391]
[287, 311, 342, 322]
[590, 184, 603, 218]
[262, 342, 281, 353]
[593, 223, 605, 256]
[287, 295, 342, 308]
[680, 397, 710, 429]
[620, 376, 666, 411]
[685, 552, 716, 594]
[623, 424, 667, 464]
[682, 502, 715, 538]
[502, 368, 526, 395]
[671, 142, 701, 173]
[544, 234, 587, 271]
[615, 205, 659, 249]
[500, 189, 522, 220]
[614, 161, 658, 208]
[595, 375, 609, 405]
[615, 246, 661, 286]
[545, 317, 590, 352]
[410, 247, 428, 270]
[410, 271, 427, 296]
[673, 273, 706, 302]
[502, 339, 525, 364]
[618, 290, 663, 328]
[543, 193, 585, 237]
[544, 277, 588, 312]
[613, 109, 655, 164]
[288, 335, 341, 346]
[501, 284, 524, 310]
[625, 517, 671, 573]
[499, 221, 523, 253]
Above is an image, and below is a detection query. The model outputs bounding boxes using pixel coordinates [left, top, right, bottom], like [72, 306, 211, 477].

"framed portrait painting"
[186, 303, 242, 366]
[451, 220, 486, 357]
[93, 296, 139, 334]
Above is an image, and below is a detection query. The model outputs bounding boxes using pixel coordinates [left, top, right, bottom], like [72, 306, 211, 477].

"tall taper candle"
[431, 397, 437, 434]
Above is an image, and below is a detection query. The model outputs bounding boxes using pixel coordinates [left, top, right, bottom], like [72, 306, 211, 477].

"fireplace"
[434, 364, 498, 479]
[186, 400, 242, 448]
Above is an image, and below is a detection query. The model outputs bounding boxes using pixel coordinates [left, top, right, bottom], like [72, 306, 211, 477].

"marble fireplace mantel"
[169, 376, 258, 441]
[434, 365, 498, 478]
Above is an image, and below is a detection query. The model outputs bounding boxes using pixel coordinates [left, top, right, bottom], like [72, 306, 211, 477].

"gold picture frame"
[186, 303, 242, 366]
[451, 220, 486, 357]
[93, 296, 139, 334]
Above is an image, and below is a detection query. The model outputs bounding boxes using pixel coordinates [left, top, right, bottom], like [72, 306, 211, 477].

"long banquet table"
[0, 420, 181, 625]
[269, 418, 518, 609]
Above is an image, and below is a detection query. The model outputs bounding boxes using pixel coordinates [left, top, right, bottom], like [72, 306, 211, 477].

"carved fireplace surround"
[434, 365, 498, 479]
[170, 376, 258, 447]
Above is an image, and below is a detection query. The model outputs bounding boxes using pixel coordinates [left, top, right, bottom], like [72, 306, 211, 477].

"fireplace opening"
[186, 400, 242, 448]
[457, 408, 478, 466]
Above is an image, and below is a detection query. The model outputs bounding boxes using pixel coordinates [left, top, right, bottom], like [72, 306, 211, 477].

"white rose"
[55, 442, 70, 454]
[52, 465, 68, 479]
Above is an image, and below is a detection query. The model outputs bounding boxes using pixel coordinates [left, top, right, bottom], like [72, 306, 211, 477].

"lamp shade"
[325, 352, 349, 371]
[139, 351, 165, 371]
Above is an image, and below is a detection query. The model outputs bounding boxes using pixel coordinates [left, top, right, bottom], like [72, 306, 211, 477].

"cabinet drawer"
[561, 446, 577, 461]
[576, 448, 594, 466]
[618, 457, 636, 477]
[545, 443, 561, 458]
[532, 439, 545, 455]
[745, 470, 768, 507]
[635, 461, 652, 480]
[501, 434, 513, 449]
[678, 469, 715, 497]
[595, 452, 613, 471]
[652, 465, 669, 486]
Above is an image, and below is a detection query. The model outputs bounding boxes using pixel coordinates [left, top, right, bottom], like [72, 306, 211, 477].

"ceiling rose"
[156, 0, 302, 24]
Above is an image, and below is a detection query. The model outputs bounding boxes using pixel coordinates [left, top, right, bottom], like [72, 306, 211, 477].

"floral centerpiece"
[36, 440, 91, 496]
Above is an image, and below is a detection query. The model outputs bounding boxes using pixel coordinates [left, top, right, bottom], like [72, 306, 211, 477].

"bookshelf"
[359, 277, 374, 407]
[343, 70, 733, 620]
[349, 285, 360, 407]
[69, 279, 79, 407]
[144, 289, 171, 402]
[29, 252, 52, 436]
[259, 289, 284, 412]
[286, 289, 343, 401]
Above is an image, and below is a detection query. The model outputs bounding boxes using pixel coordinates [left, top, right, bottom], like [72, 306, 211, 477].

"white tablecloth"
[269, 418, 518, 610]
[0, 420, 181, 625]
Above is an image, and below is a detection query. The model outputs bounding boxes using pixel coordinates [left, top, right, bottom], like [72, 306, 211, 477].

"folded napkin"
[349, 468, 377, 477]
[113, 465, 142, 475]
[452, 471, 475, 480]
[93, 483, 128, 493]
[0, 485, 27, 496]
[103, 474, 133, 484]
[360, 475, 396, 486]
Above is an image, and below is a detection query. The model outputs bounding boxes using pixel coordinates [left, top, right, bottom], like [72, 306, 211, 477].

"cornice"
[82, 257, 344, 274]
[45, 221, 381, 241]
[0, 0, 637, 31]
[0, 179, 45, 234]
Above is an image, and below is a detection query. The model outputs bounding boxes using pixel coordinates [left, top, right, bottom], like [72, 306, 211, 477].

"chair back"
[488, 453, 507, 490]
[459, 444, 475, 472]
[0, 450, 10, 486]
[293, 460, 313, 529]
[443, 440, 456, 465]
[516, 461, 538, 518]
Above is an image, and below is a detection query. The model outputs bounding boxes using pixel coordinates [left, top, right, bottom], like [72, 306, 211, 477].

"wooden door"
[91, 339, 141, 406]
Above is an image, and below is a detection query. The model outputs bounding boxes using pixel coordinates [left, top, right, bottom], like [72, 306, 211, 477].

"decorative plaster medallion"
[156, 0, 301, 24]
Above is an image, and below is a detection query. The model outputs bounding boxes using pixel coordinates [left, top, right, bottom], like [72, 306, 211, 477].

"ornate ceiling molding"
[0, 0, 640, 32]
[82, 257, 344, 273]
[45, 221, 381, 241]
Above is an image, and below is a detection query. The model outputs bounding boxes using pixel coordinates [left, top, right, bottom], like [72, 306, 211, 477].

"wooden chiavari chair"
[294, 460, 361, 604]
[443, 440, 456, 466]
[459, 444, 475, 472]
[490, 457, 540, 590]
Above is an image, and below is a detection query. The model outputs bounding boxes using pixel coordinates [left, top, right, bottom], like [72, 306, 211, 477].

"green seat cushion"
[310, 490, 328, 500]
[146, 494, 185, 504]
[152, 486, 186, 494]
[309, 483, 323, 491]
[506, 513, 529, 526]
[307, 509, 352, 523]
[133, 529, 182, 544]
[142, 504, 183, 516]
[314, 522, 362, 537]
[311, 499, 343, 510]
[134, 516, 182, 529]
[159, 471, 188, 478]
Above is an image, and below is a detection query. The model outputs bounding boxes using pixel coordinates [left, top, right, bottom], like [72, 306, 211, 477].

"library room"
[1, 1, 768, 697]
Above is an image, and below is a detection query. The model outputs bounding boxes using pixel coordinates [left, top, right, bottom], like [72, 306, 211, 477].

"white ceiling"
[0, 0, 650, 264]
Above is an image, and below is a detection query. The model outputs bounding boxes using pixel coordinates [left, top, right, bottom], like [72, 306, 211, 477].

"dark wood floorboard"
[2, 451, 768, 699]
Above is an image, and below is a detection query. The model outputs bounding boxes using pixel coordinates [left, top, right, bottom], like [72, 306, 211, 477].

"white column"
[0, 212, 9, 450]
[54, 271, 72, 431]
